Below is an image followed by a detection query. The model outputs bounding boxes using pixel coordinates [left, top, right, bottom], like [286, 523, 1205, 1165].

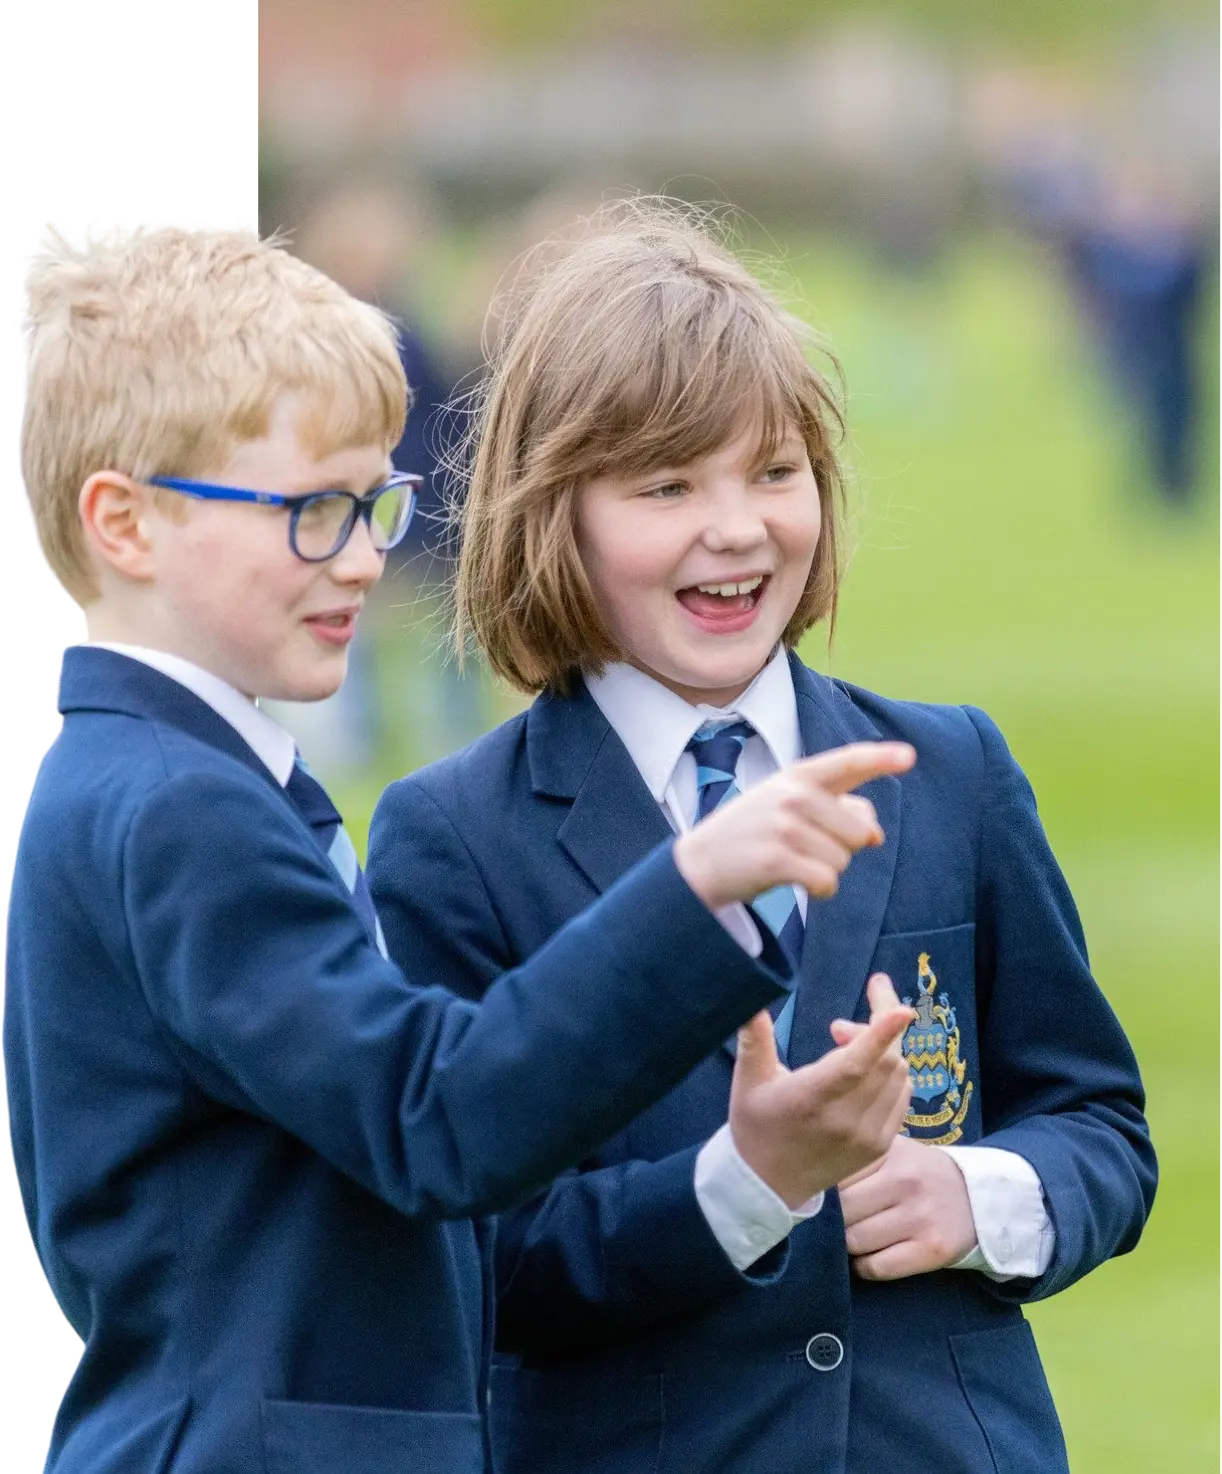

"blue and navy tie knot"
[687, 718, 757, 822]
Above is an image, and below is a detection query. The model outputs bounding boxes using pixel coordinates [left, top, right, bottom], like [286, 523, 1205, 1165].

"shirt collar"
[87, 643, 298, 786]
[585, 646, 801, 802]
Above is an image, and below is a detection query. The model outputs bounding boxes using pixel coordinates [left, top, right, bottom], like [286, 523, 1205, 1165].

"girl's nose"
[700, 488, 769, 552]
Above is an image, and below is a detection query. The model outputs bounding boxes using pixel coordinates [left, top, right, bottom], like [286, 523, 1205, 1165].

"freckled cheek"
[776, 507, 822, 570]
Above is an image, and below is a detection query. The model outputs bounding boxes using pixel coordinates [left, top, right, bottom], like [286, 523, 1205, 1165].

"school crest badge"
[901, 952, 973, 1144]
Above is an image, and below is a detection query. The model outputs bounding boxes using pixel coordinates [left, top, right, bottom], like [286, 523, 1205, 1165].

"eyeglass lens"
[292, 484, 409, 560]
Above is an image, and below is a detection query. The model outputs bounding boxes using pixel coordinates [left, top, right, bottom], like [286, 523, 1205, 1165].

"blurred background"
[259, 2, 1218, 1467]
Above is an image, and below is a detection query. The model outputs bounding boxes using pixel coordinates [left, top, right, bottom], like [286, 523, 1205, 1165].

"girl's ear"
[79, 471, 159, 583]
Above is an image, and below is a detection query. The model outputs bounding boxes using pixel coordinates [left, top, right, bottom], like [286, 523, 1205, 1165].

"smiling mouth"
[304, 608, 360, 645]
[675, 575, 768, 621]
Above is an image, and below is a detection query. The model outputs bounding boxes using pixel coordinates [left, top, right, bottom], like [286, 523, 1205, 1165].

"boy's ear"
[79, 471, 160, 583]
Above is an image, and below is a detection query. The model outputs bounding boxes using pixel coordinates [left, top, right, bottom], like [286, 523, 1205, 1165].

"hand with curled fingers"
[728, 974, 916, 1211]
[673, 741, 916, 912]
[838, 1133, 978, 1281]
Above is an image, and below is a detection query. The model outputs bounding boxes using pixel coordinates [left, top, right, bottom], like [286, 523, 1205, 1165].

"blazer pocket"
[490, 1366, 664, 1474]
[950, 1321, 1069, 1474]
[872, 922, 980, 1144]
[871, 922, 976, 988]
[262, 1398, 484, 1474]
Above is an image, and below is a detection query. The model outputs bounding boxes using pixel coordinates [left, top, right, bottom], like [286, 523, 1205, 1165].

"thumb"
[866, 972, 902, 1017]
[731, 1009, 782, 1096]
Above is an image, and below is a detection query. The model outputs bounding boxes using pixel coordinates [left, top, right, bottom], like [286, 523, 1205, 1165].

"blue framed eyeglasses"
[147, 472, 421, 563]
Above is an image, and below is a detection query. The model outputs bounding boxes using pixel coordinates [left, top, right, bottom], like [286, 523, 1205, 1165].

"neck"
[624, 658, 773, 711]
[84, 604, 249, 697]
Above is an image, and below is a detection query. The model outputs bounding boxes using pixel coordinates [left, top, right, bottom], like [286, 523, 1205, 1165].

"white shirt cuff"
[714, 902, 763, 958]
[694, 1122, 823, 1272]
[938, 1145, 1055, 1281]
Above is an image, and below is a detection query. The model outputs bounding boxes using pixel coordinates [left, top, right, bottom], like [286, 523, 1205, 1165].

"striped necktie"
[687, 717, 803, 1058]
[285, 755, 387, 957]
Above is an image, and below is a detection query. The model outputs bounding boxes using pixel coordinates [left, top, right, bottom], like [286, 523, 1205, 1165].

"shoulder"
[29, 708, 272, 831]
[18, 710, 307, 914]
[796, 663, 1024, 816]
[798, 660, 1013, 763]
[828, 675, 993, 756]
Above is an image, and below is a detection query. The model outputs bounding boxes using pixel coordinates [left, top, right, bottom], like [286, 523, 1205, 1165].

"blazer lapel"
[785, 656, 903, 1067]
[527, 682, 674, 898]
[718, 655, 903, 1066]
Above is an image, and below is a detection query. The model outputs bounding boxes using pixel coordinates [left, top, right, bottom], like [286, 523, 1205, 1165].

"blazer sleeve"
[492, 1153, 789, 1355]
[122, 767, 789, 1222]
[964, 706, 1157, 1302]
[369, 778, 790, 1353]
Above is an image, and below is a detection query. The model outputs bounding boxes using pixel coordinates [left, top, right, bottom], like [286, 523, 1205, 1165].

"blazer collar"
[526, 680, 674, 894]
[58, 645, 286, 798]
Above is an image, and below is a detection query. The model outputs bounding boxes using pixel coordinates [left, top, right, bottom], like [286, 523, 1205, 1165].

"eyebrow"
[628, 438, 804, 482]
[284, 469, 393, 498]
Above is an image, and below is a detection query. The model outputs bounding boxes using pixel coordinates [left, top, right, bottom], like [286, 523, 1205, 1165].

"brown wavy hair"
[452, 199, 846, 693]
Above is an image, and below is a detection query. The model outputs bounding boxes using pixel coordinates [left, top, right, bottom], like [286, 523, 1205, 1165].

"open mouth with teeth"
[675, 574, 768, 628]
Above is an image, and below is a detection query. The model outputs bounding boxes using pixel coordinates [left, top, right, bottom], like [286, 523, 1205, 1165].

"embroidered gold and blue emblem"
[901, 952, 973, 1144]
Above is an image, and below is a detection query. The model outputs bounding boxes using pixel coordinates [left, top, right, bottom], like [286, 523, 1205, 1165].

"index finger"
[837, 1004, 913, 1066]
[795, 742, 916, 797]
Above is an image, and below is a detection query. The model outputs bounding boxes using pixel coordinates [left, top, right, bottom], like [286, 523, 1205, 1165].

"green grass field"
[785, 231, 1218, 1470]
[334, 226, 1217, 1471]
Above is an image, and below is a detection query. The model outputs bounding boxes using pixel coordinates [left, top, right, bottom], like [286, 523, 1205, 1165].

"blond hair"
[453, 200, 846, 693]
[22, 227, 407, 603]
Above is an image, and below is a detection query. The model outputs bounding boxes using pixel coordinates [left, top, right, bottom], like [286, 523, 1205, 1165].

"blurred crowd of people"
[1019, 164, 1205, 508]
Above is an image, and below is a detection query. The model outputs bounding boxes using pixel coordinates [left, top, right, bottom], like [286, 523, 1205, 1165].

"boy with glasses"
[4, 227, 915, 1474]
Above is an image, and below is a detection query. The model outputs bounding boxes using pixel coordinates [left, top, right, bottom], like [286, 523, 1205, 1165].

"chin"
[268, 659, 348, 704]
[664, 664, 765, 706]
[682, 651, 772, 692]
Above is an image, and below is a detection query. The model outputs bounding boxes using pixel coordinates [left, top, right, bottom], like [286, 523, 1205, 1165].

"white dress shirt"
[586, 651, 1055, 1281]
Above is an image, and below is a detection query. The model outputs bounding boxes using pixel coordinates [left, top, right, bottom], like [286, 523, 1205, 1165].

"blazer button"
[805, 1333, 844, 1372]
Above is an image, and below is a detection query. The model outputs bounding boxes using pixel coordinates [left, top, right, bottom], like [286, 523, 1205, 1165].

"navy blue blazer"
[368, 654, 1156, 1474]
[3, 648, 792, 1474]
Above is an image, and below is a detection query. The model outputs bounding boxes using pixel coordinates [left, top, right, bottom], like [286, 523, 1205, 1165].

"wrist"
[731, 1127, 827, 1212]
[673, 831, 728, 911]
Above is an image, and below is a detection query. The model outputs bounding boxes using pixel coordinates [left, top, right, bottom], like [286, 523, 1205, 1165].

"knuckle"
[779, 777, 806, 811]
[841, 1055, 867, 1086]
[809, 864, 839, 897]
[852, 795, 878, 826]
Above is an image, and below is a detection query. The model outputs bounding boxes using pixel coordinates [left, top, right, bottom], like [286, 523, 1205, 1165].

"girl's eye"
[760, 463, 797, 484]
[641, 481, 688, 500]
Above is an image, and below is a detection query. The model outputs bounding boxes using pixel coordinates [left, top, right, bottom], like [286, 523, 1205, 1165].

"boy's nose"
[330, 516, 386, 588]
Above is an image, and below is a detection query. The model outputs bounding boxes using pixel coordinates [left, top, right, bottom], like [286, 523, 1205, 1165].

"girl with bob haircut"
[452, 202, 845, 692]
[367, 199, 1154, 1474]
